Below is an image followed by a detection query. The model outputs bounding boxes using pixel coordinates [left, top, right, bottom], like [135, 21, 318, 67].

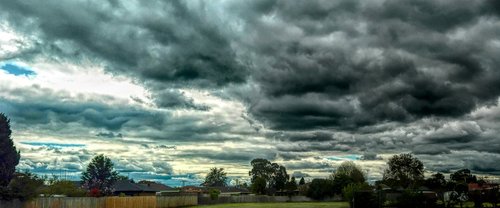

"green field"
[191, 202, 350, 208]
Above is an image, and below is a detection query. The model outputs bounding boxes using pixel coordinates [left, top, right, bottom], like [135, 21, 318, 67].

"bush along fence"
[1, 195, 198, 208]
[197, 194, 338, 205]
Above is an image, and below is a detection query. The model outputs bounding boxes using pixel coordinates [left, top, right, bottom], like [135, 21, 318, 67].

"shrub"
[8, 172, 44, 201]
[306, 179, 334, 200]
[41, 180, 87, 197]
[251, 177, 267, 195]
[89, 188, 101, 197]
[342, 183, 374, 208]
[0, 186, 16, 200]
[396, 190, 430, 208]
[208, 188, 220, 200]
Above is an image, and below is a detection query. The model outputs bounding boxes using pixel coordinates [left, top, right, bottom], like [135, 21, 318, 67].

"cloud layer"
[1, 0, 500, 184]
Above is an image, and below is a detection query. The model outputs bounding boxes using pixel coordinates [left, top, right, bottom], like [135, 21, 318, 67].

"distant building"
[210, 186, 251, 196]
[113, 180, 175, 196]
[181, 186, 205, 193]
[180, 186, 251, 196]
[468, 182, 499, 191]
[138, 180, 177, 192]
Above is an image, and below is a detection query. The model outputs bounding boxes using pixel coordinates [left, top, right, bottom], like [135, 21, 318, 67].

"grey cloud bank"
[1, 0, 500, 182]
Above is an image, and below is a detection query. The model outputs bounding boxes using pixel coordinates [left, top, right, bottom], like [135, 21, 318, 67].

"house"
[138, 180, 176, 192]
[137, 180, 180, 196]
[181, 186, 205, 193]
[113, 180, 155, 196]
[209, 186, 251, 196]
[468, 182, 499, 191]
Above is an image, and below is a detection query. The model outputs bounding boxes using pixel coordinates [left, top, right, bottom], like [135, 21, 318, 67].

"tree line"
[203, 154, 498, 207]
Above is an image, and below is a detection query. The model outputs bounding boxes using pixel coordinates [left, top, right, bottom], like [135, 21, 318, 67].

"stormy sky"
[1, 0, 500, 185]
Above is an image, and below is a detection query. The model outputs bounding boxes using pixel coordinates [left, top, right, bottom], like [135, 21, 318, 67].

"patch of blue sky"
[20, 142, 86, 148]
[0, 61, 36, 77]
[126, 172, 202, 187]
[27, 168, 82, 181]
[325, 154, 362, 161]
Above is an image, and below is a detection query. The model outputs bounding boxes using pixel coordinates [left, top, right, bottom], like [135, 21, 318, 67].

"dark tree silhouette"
[383, 153, 424, 188]
[81, 154, 119, 195]
[251, 177, 267, 195]
[285, 176, 298, 195]
[450, 169, 477, 184]
[0, 113, 20, 187]
[274, 165, 288, 191]
[203, 167, 228, 187]
[249, 158, 274, 183]
[249, 158, 288, 191]
[333, 161, 365, 183]
[307, 178, 334, 200]
[331, 161, 366, 194]
[425, 172, 447, 191]
[299, 177, 305, 185]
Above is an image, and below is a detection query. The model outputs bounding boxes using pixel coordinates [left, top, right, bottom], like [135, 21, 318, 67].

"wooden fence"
[0, 198, 22, 208]
[197, 195, 338, 205]
[17, 196, 197, 208]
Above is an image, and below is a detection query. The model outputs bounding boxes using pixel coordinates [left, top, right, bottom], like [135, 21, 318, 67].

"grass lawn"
[190, 202, 350, 208]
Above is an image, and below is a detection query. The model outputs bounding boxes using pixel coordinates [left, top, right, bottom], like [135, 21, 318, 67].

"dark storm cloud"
[291, 171, 310, 178]
[278, 131, 334, 142]
[152, 89, 209, 111]
[0, 0, 247, 108]
[276, 141, 352, 152]
[2, 0, 499, 129]
[2, 96, 166, 131]
[418, 151, 500, 174]
[361, 153, 382, 160]
[285, 161, 333, 170]
[230, 0, 500, 130]
[96, 132, 123, 138]
[176, 148, 277, 163]
[414, 121, 482, 144]
[0, 85, 238, 143]
[465, 156, 500, 173]
[412, 145, 451, 155]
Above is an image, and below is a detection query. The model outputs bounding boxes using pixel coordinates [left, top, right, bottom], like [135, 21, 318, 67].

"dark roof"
[113, 180, 155, 193]
[182, 186, 204, 189]
[139, 182, 175, 192]
[209, 186, 250, 193]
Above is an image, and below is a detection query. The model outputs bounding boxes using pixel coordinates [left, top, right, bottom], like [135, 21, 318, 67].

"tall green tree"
[334, 161, 365, 183]
[383, 153, 424, 188]
[81, 154, 119, 195]
[285, 176, 298, 195]
[273, 165, 289, 191]
[307, 178, 334, 200]
[450, 169, 477, 184]
[0, 113, 20, 187]
[251, 177, 267, 195]
[331, 161, 366, 194]
[425, 172, 447, 191]
[249, 158, 288, 191]
[249, 158, 274, 183]
[203, 167, 228, 187]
